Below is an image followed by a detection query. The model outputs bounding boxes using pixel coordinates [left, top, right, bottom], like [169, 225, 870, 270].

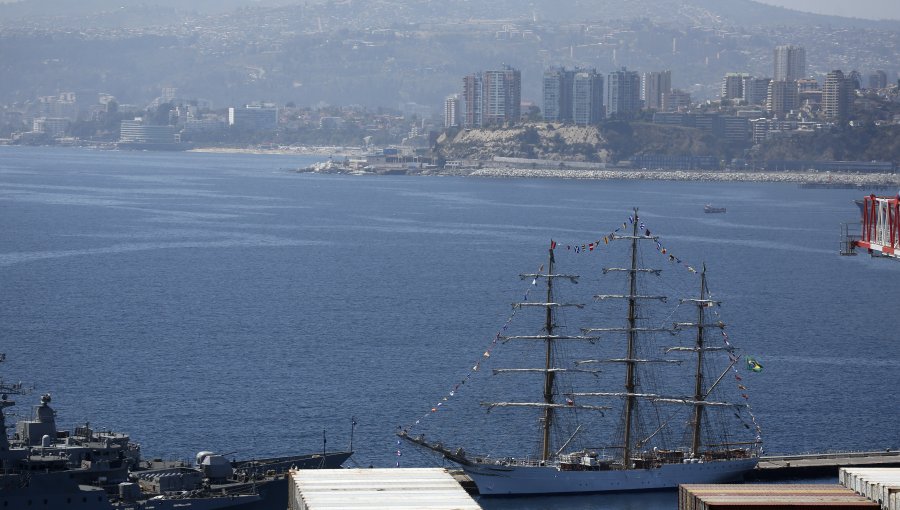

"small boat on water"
[704, 204, 726, 213]
[400, 209, 761, 496]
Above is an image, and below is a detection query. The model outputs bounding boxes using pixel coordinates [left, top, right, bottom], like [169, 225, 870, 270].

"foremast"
[504, 245, 604, 462]
[398, 244, 609, 465]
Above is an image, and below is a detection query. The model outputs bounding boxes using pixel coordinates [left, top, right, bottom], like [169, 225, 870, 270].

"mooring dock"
[750, 451, 900, 480]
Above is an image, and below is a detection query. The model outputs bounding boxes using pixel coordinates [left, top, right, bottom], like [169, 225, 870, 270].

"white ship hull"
[464, 458, 758, 496]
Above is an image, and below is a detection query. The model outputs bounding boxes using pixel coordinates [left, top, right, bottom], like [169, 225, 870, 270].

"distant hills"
[2, 0, 898, 29]
[0, 0, 896, 108]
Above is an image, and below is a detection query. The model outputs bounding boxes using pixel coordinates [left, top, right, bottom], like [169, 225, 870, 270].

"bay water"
[1, 146, 897, 509]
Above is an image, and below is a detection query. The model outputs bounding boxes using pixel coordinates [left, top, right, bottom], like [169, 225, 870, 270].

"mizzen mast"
[675, 265, 726, 458]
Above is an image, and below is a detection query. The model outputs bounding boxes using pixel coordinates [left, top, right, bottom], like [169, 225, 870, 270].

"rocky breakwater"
[468, 166, 900, 186]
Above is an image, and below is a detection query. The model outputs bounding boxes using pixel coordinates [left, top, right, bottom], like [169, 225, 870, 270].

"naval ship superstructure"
[0, 355, 351, 509]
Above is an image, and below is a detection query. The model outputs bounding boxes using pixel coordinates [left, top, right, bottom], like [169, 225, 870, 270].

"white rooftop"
[289, 467, 481, 510]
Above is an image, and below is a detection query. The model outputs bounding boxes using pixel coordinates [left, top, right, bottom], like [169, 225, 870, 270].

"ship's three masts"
[399, 208, 753, 470]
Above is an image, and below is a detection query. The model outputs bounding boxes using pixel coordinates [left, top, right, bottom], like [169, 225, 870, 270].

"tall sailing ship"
[400, 209, 761, 495]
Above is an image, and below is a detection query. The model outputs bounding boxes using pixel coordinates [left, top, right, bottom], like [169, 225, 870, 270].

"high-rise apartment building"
[463, 65, 521, 128]
[721, 73, 750, 101]
[607, 67, 641, 119]
[443, 94, 460, 128]
[823, 70, 851, 121]
[462, 74, 483, 128]
[641, 70, 671, 110]
[773, 45, 806, 82]
[572, 71, 604, 125]
[542, 67, 604, 124]
[766, 80, 799, 117]
[542, 67, 574, 122]
[743, 77, 771, 106]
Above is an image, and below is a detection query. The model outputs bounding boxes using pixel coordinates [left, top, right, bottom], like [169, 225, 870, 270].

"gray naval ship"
[0, 356, 352, 509]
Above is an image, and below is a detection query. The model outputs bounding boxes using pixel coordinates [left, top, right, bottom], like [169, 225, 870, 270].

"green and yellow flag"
[746, 356, 763, 373]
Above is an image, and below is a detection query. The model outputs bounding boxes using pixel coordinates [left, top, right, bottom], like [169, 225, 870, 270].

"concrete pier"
[751, 451, 900, 480]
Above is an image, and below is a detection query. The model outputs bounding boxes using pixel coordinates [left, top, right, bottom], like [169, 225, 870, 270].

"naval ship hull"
[228, 451, 354, 510]
[463, 457, 758, 496]
[0, 474, 114, 510]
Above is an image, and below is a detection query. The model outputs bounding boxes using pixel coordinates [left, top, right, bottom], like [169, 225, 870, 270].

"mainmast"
[622, 209, 640, 468]
[540, 247, 555, 461]
[690, 266, 708, 458]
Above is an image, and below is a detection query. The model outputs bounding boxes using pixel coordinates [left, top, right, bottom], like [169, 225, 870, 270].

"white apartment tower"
[443, 94, 460, 128]
[773, 45, 806, 82]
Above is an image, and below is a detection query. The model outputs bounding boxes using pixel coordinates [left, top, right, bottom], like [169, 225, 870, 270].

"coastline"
[188, 146, 364, 156]
[124, 146, 900, 187]
[460, 167, 900, 187]
[297, 158, 899, 187]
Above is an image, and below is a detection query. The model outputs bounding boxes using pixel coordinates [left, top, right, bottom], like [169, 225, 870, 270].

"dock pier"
[750, 450, 900, 480]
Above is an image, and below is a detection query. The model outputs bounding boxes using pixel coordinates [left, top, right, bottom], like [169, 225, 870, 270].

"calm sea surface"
[1, 146, 898, 509]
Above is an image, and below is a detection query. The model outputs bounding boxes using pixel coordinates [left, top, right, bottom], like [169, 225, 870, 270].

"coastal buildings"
[572, 70, 604, 125]
[227, 104, 278, 131]
[542, 67, 604, 125]
[542, 67, 574, 123]
[642, 70, 671, 110]
[720, 73, 775, 106]
[653, 112, 750, 143]
[743, 77, 771, 106]
[35, 93, 78, 122]
[463, 65, 521, 128]
[824, 70, 852, 121]
[721, 73, 750, 101]
[119, 118, 178, 145]
[32, 117, 69, 138]
[767, 80, 799, 117]
[606, 67, 641, 119]
[774, 45, 806, 82]
[662, 89, 692, 111]
[443, 94, 460, 128]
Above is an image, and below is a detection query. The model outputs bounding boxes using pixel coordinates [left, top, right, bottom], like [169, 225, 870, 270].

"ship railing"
[840, 222, 861, 256]
[472, 455, 547, 468]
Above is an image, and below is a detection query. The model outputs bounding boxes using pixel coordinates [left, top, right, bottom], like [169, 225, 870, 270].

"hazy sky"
[0, 0, 898, 21]
[755, 0, 900, 20]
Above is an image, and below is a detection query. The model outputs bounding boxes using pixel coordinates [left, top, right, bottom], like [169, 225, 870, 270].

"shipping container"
[679, 484, 880, 509]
